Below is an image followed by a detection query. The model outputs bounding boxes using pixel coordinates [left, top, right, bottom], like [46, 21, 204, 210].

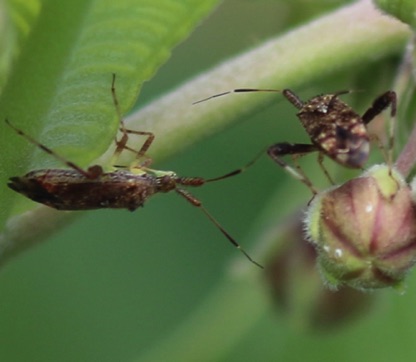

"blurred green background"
[2, 1, 416, 361]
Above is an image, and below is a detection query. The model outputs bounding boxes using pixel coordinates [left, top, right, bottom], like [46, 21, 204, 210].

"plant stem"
[136, 274, 269, 362]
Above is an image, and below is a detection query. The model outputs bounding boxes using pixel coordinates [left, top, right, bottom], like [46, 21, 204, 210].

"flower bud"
[265, 213, 375, 330]
[305, 164, 416, 290]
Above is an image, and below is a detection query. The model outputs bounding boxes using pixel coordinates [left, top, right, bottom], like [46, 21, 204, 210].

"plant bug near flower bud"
[194, 88, 397, 194]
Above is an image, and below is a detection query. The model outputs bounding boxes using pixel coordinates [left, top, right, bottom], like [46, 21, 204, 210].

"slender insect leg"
[291, 155, 317, 188]
[317, 152, 335, 185]
[267, 142, 319, 195]
[174, 187, 263, 268]
[110, 73, 154, 167]
[110, 73, 129, 162]
[369, 133, 389, 165]
[123, 129, 155, 167]
[361, 91, 397, 170]
[5, 119, 102, 179]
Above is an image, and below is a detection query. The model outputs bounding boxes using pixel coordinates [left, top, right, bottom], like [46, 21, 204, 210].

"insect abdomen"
[8, 169, 158, 211]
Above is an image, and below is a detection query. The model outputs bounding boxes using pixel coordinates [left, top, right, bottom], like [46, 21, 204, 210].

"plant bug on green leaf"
[6, 75, 263, 268]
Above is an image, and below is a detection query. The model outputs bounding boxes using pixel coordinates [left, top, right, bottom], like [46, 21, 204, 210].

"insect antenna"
[175, 188, 264, 269]
[204, 148, 266, 182]
[193, 88, 282, 104]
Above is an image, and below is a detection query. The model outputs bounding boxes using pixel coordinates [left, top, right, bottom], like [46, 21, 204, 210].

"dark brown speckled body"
[294, 93, 370, 168]
[8, 169, 177, 211]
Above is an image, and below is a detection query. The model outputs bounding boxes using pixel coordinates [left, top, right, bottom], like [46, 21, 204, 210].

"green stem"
[137, 273, 269, 362]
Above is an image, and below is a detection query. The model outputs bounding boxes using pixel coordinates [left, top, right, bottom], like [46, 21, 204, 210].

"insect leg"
[362, 91, 397, 124]
[174, 187, 263, 268]
[267, 142, 319, 194]
[362, 91, 397, 168]
[5, 119, 102, 179]
[122, 128, 155, 168]
[317, 152, 335, 185]
[110, 74, 154, 168]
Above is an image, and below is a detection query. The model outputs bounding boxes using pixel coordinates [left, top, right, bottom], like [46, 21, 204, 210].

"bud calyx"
[306, 164, 416, 290]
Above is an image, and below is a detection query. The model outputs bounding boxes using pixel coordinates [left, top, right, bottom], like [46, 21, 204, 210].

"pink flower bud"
[265, 214, 375, 330]
[305, 164, 416, 290]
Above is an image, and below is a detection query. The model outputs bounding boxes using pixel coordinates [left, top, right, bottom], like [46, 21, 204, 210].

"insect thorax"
[298, 95, 369, 167]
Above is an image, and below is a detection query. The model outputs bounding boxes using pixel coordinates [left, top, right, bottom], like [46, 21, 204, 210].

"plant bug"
[194, 88, 397, 194]
[6, 75, 263, 268]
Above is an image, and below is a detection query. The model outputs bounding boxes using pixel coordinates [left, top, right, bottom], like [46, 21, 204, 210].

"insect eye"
[159, 175, 170, 183]
[87, 165, 103, 178]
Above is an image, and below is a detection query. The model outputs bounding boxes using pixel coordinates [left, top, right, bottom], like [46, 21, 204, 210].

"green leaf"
[374, 0, 416, 28]
[0, 0, 40, 87]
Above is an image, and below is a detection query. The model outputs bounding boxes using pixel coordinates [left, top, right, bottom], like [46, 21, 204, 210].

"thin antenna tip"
[193, 91, 233, 105]
[193, 88, 282, 105]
